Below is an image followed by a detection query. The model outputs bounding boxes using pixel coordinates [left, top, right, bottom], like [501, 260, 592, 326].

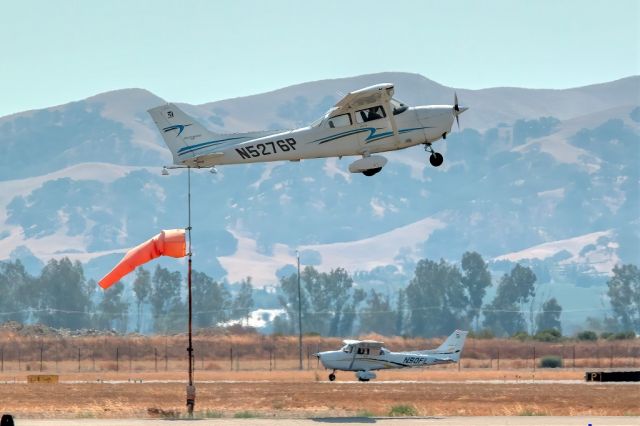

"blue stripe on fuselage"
[313, 126, 430, 145]
[177, 136, 250, 156]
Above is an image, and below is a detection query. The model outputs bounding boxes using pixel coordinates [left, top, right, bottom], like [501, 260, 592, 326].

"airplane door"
[354, 105, 392, 150]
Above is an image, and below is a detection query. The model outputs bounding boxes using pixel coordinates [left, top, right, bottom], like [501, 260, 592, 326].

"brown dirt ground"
[0, 371, 638, 418]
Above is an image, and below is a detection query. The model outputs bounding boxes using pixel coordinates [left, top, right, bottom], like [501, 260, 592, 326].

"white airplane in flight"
[316, 330, 468, 382]
[149, 84, 467, 176]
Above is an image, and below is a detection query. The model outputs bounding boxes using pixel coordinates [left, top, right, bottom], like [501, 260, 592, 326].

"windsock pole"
[186, 167, 195, 416]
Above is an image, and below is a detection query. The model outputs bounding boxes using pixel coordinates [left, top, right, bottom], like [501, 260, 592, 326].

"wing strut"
[385, 99, 400, 146]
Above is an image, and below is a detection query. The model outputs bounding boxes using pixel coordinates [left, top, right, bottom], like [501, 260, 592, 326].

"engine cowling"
[348, 155, 388, 174]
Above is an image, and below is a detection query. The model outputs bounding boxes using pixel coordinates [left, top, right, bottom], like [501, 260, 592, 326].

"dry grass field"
[1, 329, 638, 419]
[0, 380, 639, 419]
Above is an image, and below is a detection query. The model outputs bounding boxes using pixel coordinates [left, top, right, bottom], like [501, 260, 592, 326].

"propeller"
[452, 92, 468, 129]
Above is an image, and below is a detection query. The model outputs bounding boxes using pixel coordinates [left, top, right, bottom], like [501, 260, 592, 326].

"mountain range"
[0, 72, 638, 331]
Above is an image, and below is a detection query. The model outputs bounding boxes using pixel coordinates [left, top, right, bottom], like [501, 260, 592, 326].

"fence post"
[155, 348, 158, 372]
[78, 347, 81, 372]
[497, 347, 500, 371]
[164, 341, 168, 372]
[129, 344, 132, 373]
[92, 351, 96, 372]
[1, 347, 3, 372]
[572, 346, 576, 369]
[116, 347, 119, 372]
[229, 347, 233, 371]
[18, 348, 20, 371]
[40, 344, 43, 372]
[610, 345, 613, 369]
[307, 345, 310, 370]
[532, 346, 536, 372]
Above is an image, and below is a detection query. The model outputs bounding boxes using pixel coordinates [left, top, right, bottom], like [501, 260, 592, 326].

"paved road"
[5, 418, 639, 426]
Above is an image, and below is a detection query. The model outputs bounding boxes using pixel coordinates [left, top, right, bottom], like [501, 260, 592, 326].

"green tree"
[535, 297, 562, 334]
[0, 260, 32, 323]
[133, 267, 151, 332]
[193, 270, 231, 328]
[97, 281, 128, 332]
[36, 258, 91, 329]
[394, 289, 406, 336]
[461, 251, 492, 330]
[324, 268, 355, 336]
[278, 271, 308, 335]
[360, 290, 395, 335]
[232, 277, 254, 325]
[406, 258, 469, 337]
[338, 287, 366, 336]
[278, 266, 365, 336]
[150, 266, 183, 333]
[483, 264, 537, 336]
[606, 264, 640, 332]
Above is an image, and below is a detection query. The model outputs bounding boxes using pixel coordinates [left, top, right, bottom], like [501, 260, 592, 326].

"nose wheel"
[328, 372, 336, 381]
[424, 144, 444, 167]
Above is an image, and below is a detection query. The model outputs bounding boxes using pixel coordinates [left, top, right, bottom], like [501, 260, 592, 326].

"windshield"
[391, 98, 408, 115]
[310, 115, 325, 127]
[311, 107, 340, 127]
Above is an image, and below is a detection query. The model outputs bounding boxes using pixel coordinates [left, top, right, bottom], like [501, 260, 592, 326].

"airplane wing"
[334, 83, 394, 111]
[343, 339, 384, 349]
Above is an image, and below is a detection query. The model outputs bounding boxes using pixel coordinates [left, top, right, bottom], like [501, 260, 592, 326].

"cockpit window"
[355, 105, 386, 123]
[391, 98, 408, 115]
[327, 113, 352, 128]
[342, 345, 352, 353]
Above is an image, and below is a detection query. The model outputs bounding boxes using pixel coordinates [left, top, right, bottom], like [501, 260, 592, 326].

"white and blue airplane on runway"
[316, 330, 468, 382]
[149, 83, 467, 176]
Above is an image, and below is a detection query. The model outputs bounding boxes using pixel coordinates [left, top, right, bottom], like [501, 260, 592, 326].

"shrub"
[610, 331, 636, 340]
[518, 409, 546, 416]
[469, 329, 495, 339]
[576, 330, 597, 341]
[539, 355, 563, 368]
[201, 410, 223, 418]
[234, 411, 257, 418]
[512, 331, 530, 341]
[388, 405, 418, 417]
[534, 329, 562, 342]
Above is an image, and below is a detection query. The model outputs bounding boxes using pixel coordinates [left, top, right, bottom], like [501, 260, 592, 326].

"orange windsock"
[98, 229, 186, 289]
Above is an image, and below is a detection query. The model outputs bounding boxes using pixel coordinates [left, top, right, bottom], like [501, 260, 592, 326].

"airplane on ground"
[315, 329, 468, 381]
[149, 83, 467, 176]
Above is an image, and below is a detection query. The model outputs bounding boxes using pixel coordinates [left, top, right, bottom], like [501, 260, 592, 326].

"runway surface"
[7, 417, 640, 425]
[10, 379, 637, 385]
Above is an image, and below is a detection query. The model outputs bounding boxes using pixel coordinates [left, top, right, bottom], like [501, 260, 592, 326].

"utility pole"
[297, 250, 303, 370]
[186, 167, 196, 417]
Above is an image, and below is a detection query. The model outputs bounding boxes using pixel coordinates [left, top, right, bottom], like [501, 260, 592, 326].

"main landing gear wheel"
[429, 152, 444, 167]
[357, 378, 370, 382]
[328, 373, 336, 381]
[424, 143, 444, 167]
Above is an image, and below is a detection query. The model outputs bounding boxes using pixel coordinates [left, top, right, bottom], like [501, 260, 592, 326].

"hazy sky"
[2, 0, 638, 117]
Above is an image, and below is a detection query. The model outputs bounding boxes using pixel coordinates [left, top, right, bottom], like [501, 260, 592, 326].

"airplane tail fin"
[431, 330, 468, 362]
[148, 103, 222, 164]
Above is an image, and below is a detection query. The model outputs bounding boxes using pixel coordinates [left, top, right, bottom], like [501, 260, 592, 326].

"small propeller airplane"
[315, 330, 468, 382]
[149, 83, 467, 176]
